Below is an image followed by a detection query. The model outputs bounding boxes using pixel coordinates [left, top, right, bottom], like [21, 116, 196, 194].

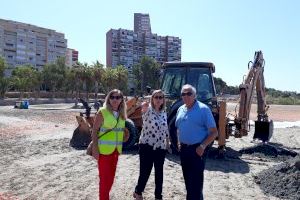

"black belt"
[180, 142, 201, 148]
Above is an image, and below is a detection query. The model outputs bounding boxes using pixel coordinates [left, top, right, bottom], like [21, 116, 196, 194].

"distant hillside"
[214, 77, 300, 105]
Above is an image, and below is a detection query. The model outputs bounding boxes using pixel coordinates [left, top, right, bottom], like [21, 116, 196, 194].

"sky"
[1, 0, 299, 92]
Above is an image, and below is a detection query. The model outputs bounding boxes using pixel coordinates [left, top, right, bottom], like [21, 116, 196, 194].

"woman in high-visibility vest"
[91, 89, 128, 200]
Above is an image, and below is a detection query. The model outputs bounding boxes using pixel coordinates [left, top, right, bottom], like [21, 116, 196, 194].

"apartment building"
[0, 18, 67, 73]
[134, 13, 152, 35]
[65, 48, 79, 66]
[106, 13, 181, 69]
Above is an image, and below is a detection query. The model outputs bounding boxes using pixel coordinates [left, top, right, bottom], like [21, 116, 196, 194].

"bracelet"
[199, 144, 205, 149]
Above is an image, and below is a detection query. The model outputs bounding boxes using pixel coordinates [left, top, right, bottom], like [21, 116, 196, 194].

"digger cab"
[161, 62, 216, 106]
[160, 62, 218, 152]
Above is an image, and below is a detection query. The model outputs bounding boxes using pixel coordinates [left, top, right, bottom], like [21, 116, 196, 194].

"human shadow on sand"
[122, 144, 139, 155]
[165, 146, 250, 174]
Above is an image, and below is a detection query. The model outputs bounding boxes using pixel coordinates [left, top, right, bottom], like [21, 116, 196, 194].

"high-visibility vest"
[97, 107, 125, 155]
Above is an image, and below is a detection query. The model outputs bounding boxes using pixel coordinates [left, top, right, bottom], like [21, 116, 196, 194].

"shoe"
[133, 192, 143, 200]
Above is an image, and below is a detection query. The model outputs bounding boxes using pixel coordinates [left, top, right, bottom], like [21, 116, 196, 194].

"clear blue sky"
[1, 0, 299, 92]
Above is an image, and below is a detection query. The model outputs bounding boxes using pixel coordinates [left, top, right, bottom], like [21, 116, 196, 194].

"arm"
[91, 111, 103, 160]
[196, 127, 218, 156]
[196, 107, 218, 156]
[177, 129, 181, 151]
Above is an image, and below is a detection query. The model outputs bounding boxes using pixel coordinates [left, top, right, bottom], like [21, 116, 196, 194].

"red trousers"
[98, 149, 119, 200]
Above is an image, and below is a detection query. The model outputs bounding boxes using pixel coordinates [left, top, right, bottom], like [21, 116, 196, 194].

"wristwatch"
[199, 144, 206, 149]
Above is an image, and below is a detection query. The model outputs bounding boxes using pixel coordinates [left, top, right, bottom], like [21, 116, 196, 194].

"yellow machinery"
[70, 51, 273, 154]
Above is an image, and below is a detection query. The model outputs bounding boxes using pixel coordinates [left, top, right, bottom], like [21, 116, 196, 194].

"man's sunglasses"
[153, 96, 164, 100]
[109, 95, 122, 100]
[181, 92, 193, 97]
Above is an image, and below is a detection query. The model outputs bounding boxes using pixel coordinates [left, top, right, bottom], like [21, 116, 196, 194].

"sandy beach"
[0, 103, 299, 200]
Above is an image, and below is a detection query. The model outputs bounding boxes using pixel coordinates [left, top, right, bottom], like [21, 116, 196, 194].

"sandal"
[133, 192, 143, 200]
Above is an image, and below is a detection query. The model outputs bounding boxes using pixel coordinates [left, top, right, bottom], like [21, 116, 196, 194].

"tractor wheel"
[69, 127, 91, 149]
[123, 119, 138, 150]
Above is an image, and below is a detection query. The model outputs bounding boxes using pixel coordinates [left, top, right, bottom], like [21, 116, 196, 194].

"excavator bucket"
[253, 120, 273, 142]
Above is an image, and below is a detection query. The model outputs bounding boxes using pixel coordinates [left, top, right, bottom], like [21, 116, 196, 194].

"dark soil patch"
[253, 156, 300, 200]
[239, 143, 298, 161]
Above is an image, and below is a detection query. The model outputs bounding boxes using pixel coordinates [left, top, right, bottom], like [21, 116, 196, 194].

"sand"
[0, 104, 299, 200]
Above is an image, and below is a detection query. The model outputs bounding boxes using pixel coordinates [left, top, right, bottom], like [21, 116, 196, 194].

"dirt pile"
[239, 143, 298, 161]
[253, 155, 300, 200]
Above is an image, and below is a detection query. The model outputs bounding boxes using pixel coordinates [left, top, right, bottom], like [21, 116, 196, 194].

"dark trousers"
[180, 144, 207, 200]
[135, 144, 166, 199]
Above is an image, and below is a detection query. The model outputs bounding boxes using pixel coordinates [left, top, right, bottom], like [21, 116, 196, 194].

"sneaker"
[133, 192, 143, 200]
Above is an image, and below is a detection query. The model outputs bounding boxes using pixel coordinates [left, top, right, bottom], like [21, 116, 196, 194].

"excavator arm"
[233, 51, 273, 141]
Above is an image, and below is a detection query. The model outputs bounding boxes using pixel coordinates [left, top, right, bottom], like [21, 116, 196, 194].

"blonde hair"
[103, 89, 127, 120]
[150, 89, 166, 111]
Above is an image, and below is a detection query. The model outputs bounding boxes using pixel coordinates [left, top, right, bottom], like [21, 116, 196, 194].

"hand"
[123, 129, 130, 142]
[92, 144, 99, 160]
[177, 143, 181, 152]
[196, 144, 205, 157]
[141, 101, 149, 113]
[166, 144, 172, 154]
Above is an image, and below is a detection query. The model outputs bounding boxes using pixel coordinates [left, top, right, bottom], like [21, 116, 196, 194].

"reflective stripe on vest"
[99, 127, 124, 133]
[98, 140, 123, 145]
[97, 107, 125, 155]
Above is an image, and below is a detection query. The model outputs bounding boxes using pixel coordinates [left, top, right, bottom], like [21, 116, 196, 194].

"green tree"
[42, 57, 67, 98]
[0, 57, 6, 77]
[83, 63, 94, 100]
[11, 65, 39, 99]
[115, 65, 128, 93]
[0, 77, 10, 99]
[92, 61, 105, 99]
[132, 56, 161, 94]
[102, 67, 118, 93]
[0, 57, 10, 98]
[102, 65, 128, 94]
[214, 77, 227, 95]
[64, 67, 77, 97]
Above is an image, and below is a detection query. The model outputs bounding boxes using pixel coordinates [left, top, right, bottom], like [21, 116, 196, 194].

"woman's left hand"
[92, 144, 99, 160]
[123, 129, 130, 142]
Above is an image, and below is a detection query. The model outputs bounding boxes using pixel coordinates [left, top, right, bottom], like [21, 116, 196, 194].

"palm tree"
[102, 67, 118, 93]
[92, 61, 104, 100]
[115, 65, 128, 94]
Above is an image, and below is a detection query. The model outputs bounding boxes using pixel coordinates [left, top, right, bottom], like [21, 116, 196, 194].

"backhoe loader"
[70, 51, 273, 154]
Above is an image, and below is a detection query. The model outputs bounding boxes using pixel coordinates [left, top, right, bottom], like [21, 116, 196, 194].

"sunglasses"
[109, 95, 122, 100]
[153, 96, 164, 100]
[181, 92, 193, 97]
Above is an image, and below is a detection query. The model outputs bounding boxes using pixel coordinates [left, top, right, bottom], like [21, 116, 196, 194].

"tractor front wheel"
[123, 119, 138, 150]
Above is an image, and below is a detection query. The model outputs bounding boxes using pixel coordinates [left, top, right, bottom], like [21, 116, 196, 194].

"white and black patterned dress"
[139, 106, 169, 150]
